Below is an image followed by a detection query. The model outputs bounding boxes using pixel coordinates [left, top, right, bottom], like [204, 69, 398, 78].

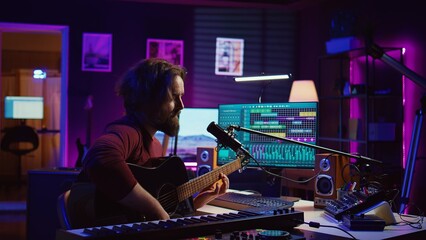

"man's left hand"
[193, 173, 229, 209]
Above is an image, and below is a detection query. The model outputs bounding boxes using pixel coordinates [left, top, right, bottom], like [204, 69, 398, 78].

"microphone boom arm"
[230, 125, 382, 164]
[367, 42, 426, 213]
[368, 43, 426, 89]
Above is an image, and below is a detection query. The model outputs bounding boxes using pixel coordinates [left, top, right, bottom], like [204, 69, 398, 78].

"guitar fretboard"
[176, 156, 244, 201]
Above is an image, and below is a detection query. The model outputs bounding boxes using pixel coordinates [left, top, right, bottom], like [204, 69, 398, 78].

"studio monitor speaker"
[314, 153, 349, 208]
[196, 147, 217, 176]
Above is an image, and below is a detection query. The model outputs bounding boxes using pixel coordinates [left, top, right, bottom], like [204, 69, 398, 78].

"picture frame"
[215, 37, 244, 76]
[146, 38, 184, 66]
[82, 33, 112, 72]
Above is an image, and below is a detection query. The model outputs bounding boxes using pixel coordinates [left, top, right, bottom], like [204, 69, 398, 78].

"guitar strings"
[155, 161, 238, 211]
[156, 178, 217, 210]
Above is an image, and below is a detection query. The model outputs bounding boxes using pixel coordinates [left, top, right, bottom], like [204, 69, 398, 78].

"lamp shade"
[289, 80, 318, 102]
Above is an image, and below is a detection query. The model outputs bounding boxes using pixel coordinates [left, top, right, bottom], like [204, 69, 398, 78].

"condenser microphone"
[207, 121, 251, 157]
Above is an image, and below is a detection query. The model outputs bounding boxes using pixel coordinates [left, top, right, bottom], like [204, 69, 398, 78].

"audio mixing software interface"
[217, 102, 318, 169]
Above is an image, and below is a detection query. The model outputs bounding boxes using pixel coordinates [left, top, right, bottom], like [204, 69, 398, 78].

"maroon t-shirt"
[82, 115, 163, 201]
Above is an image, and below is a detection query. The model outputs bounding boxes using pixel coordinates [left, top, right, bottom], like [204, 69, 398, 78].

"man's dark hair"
[116, 58, 186, 114]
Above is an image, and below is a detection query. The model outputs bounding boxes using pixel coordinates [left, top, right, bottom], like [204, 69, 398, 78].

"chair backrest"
[56, 190, 72, 230]
[1, 125, 39, 155]
[57, 183, 97, 230]
[57, 182, 144, 230]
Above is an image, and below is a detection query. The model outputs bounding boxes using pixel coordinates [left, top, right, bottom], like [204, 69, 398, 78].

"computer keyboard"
[209, 192, 294, 213]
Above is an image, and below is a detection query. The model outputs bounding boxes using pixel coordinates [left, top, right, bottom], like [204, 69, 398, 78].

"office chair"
[57, 190, 72, 230]
[1, 124, 39, 155]
[1, 124, 39, 183]
[56, 183, 97, 230]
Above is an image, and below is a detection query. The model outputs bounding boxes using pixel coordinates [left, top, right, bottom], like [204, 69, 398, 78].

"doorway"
[0, 22, 69, 187]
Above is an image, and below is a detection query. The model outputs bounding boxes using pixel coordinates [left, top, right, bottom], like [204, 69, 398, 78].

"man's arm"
[118, 183, 170, 220]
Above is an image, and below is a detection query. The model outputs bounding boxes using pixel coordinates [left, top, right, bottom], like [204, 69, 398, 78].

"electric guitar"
[75, 95, 94, 168]
[128, 154, 249, 215]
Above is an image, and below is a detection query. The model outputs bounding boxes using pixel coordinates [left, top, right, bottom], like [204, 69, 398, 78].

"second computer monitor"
[217, 102, 318, 169]
[177, 107, 218, 158]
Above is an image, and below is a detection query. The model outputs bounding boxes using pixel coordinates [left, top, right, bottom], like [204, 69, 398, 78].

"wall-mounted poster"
[82, 33, 112, 72]
[215, 37, 244, 76]
[146, 38, 184, 66]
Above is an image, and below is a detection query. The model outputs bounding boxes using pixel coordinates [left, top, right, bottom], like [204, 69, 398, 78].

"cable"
[317, 224, 357, 239]
[393, 203, 424, 229]
[257, 80, 272, 103]
[294, 219, 357, 239]
[341, 162, 361, 185]
[386, 188, 400, 213]
[247, 154, 322, 184]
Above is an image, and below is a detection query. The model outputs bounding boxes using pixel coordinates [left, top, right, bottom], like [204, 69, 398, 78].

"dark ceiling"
[119, 0, 321, 10]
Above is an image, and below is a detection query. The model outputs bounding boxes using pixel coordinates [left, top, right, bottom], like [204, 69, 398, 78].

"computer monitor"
[217, 102, 318, 169]
[155, 107, 218, 161]
[4, 96, 44, 120]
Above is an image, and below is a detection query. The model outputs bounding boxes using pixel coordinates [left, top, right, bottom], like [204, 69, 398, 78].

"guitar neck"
[176, 156, 243, 202]
[86, 110, 92, 147]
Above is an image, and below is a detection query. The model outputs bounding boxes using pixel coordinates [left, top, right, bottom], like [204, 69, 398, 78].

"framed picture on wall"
[146, 38, 184, 66]
[215, 37, 244, 76]
[82, 33, 112, 72]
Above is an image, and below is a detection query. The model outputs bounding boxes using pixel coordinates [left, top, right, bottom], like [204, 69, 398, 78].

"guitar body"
[127, 154, 247, 217]
[128, 156, 193, 215]
[85, 155, 245, 226]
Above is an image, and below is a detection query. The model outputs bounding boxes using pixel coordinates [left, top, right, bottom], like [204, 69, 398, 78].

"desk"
[200, 200, 425, 240]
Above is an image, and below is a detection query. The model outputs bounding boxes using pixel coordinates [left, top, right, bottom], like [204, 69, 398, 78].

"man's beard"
[156, 112, 180, 137]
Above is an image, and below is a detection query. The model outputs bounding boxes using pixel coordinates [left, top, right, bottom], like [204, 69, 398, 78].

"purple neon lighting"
[396, 41, 419, 170]
[402, 48, 406, 168]
[349, 56, 364, 159]
[350, 45, 410, 169]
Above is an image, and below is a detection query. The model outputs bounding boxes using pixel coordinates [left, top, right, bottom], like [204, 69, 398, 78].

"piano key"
[56, 209, 304, 240]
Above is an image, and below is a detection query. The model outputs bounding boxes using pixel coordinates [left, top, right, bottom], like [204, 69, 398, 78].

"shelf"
[318, 46, 403, 163]
[320, 94, 402, 100]
[318, 137, 367, 144]
[318, 47, 403, 60]
[37, 129, 60, 134]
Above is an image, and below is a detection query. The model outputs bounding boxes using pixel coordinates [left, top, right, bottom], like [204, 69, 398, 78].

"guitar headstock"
[237, 154, 251, 170]
[84, 95, 94, 111]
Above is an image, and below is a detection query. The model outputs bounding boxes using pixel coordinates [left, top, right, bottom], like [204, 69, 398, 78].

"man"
[76, 58, 229, 225]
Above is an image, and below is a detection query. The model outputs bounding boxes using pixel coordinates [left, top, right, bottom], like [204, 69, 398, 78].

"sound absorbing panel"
[192, 7, 296, 106]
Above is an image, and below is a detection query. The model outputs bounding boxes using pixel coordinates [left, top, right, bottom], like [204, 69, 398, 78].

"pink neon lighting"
[184, 162, 197, 167]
